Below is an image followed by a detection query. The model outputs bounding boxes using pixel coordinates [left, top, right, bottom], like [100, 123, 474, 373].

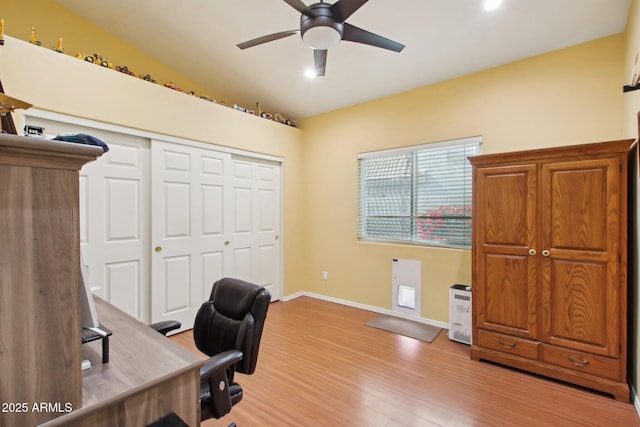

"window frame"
[357, 136, 482, 249]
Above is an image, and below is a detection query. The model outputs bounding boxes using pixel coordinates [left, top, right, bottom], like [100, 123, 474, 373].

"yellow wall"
[624, 0, 640, 406]
[298, 34, 625, 322]
[0, 0, 221, 101]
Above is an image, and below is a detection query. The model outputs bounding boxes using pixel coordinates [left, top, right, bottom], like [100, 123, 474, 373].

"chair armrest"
[200, 349, 243, 380]
[199, 350, 243, 420]
[149, 320, 182, 336]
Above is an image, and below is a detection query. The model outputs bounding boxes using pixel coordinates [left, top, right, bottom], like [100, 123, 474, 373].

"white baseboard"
[281, 291, 448, 329]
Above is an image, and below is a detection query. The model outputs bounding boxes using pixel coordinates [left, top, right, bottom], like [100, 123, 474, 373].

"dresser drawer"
[477, 330, 540, 360]
[542, 345, 622, 381]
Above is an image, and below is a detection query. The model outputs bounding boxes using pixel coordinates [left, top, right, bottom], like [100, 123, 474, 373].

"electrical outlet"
[322, 271, 328, 280]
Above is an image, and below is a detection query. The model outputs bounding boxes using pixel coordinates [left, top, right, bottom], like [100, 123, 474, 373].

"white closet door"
[151, 141, 283, 329]
[81, 137, 150, 320]
[229, 156, 282, 300]
[26, 114, 283, 331]
[151, 140, 234, 328]
[25, 116, 151, 321]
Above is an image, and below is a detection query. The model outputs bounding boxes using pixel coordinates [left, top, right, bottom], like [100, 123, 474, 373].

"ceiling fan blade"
[314, 49, 327, 77]
[342, 23, 405, 52]
[329, 0, 370, 22]
[283, 0, 315, 18]
[237, 30, 299, 49]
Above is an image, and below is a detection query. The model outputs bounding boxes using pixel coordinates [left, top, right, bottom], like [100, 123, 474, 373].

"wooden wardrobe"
[469, 139, 634, 402]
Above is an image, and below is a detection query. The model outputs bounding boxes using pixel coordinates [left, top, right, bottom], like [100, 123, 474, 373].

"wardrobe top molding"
[468, 139, 635, 166]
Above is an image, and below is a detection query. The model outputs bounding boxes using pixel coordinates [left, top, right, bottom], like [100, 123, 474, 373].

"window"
[358, 137, 481, 249]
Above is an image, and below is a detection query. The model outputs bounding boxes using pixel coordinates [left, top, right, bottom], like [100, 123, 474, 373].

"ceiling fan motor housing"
[300, 2, 344, 49]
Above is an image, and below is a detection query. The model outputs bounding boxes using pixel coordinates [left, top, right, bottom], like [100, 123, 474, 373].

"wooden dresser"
[469, 139, 634, 402]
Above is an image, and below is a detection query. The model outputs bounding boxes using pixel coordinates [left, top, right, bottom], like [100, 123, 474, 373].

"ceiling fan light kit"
[237, 0, 405, 76]
[484, 0, 503, 11]
[301, 2, 344, 49]
[302, 23, 342, 50]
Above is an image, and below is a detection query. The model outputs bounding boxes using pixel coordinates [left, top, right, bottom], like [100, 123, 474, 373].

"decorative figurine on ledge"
[53, 37, 64, 53]
[30, 26, 41, 46]
[139, 74, 156, 83]
[623, 52, 640, 92]
[274, 112, 296, 127]
[76, 53, 114, 69]
[0, 19, 5, 46]
[164, 82, 183, 92]
[115, 65, 135, 76]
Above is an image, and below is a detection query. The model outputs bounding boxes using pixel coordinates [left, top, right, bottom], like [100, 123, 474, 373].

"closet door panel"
[25, 116, 151, 320]
[151, 141, 232, 329]
[228, 157, 282, 300]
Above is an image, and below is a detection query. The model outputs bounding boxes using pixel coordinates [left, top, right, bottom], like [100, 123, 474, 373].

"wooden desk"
[39, 298, 203, 427]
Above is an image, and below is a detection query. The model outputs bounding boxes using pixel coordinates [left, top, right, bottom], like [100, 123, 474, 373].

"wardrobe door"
[539, 157, 622, 358]
[474, 163, 538, 339]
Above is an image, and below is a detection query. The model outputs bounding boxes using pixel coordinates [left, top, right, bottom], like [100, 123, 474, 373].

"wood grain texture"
[473, 163, 538, 340]
[40, 298, 202, 427]
[0, 133, 103, 426]
[470, 139, 633, 402]
[171, 297, 640, 427]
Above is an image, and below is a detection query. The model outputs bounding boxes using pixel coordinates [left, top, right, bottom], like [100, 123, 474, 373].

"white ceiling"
[52, 0, 631, 120]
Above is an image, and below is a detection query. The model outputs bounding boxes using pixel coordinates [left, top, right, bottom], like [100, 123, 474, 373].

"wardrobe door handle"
[528, 249, 536, 256]
[542, 250, 550, 257]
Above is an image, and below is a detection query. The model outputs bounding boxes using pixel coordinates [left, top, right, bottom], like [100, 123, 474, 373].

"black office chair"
[150, 277, 271, 422]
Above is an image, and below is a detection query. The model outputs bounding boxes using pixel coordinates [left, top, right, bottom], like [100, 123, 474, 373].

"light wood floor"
[170, 296, 640, 427]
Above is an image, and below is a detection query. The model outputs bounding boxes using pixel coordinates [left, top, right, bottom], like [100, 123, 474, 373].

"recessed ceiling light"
[484, 0, 503, 11]
[304, 69, 317, 78]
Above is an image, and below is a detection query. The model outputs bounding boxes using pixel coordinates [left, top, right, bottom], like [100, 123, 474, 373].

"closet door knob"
[528, 249, 536, 256]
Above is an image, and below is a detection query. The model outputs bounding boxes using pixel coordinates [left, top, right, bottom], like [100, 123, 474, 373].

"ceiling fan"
[236, 0, 405, 76]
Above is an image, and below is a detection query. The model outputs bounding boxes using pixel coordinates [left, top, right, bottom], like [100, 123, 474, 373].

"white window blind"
[358, 137, 481, 249]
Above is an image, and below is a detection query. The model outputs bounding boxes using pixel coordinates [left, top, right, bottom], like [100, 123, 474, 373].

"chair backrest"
[193, 277, 271, 375]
